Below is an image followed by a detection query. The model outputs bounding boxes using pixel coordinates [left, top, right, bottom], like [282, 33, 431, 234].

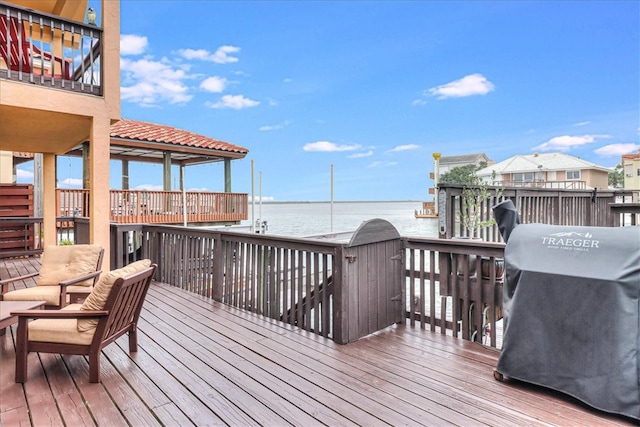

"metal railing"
[0, 2, 102, 95]
[498, 180, 587, 189]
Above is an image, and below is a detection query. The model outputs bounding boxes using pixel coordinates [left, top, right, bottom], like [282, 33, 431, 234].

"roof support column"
[42, 153, 56, 247]
[89, 117, 111, 271]
[163, 152, 171, 191]
[224, 158, 231, 193]
[122, 160, 129, 190]
[82, 142, 89, 189]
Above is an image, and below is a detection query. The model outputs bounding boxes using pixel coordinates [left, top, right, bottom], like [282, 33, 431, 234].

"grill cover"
[494, 207, 640, 420]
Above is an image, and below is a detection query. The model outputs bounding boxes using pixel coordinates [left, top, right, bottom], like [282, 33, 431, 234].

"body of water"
[239, 201, 439, 238]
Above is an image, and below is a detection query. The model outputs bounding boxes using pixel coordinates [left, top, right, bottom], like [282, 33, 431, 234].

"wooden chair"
[1, 245, 104, 309]
[13, 260, 157, 383]
[0, 14, 71, 79]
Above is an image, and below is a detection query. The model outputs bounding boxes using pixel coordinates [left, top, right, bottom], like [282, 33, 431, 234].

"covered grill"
[493, 200, 640, 421]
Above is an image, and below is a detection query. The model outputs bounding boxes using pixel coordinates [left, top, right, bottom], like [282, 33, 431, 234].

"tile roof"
[622, 151, 640, 160]
[110, 119, 248, 155]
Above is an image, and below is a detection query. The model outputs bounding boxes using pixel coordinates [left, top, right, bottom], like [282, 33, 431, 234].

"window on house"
[514, 172, 534, 183]
[566, 170, 580, 180]
[637, 168, 640, 176]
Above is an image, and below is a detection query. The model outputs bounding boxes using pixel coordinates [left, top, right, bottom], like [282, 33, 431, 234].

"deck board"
[0, 257, 635, 427]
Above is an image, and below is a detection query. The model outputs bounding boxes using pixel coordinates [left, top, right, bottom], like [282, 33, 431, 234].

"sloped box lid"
[495, 222, 640, 420]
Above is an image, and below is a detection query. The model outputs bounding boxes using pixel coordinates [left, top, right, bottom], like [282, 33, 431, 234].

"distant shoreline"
[253, 200, 423, 205]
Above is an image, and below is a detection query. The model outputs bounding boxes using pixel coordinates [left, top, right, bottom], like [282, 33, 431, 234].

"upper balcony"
[0, 1, 102, 96]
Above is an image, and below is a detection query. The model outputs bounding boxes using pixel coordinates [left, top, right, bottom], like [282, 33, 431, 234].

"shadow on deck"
[0, 258, 634, 426]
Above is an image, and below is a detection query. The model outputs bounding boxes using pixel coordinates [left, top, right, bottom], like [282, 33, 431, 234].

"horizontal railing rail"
[0, 2, 102, 95]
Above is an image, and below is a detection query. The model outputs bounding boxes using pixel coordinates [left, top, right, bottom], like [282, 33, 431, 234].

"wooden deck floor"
[0, 258, 635, 426]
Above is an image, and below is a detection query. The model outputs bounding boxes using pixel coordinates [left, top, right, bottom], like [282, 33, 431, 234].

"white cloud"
[368, 161, 398, 168]
[303, 141, 361, 152]
[574, 121, 591, 127]
[212, 46, 241, 63]
[120, 34, 148, 55]
[58, 178, 83, 188]
[427, 73, 495, 99]
[178, 45, 240, 64]
[348, 150, 374, 158]
[177, 48, 209, 61]
[594, 143, 640, 157]
[390, 144, 419, 152]
[134, 184, 164, 191]
[283, 78, 293, 83]
[206, 94, 259, 109]
[16, 168, 33, 180]
[532, 134, 611, 152]
[259, 120, 291, 131]
[412, 99, 427, 106]
[121, 58, 192, 106]
[200, 76, 227, 93]
[187, 187, 210, 192]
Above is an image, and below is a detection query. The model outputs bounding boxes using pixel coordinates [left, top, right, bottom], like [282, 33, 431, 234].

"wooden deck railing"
[439, 184, 638, 240]
[403, 236, 505, 348]
[57, 189, 248, 224]
[108, 221, 505, 347]
[10, 186, 638, 346]
[0, 2, 102, 95]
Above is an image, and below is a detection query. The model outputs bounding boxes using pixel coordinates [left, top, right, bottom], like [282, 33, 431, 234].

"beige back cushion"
[37, 244, 103, 287]
[78, 259, 151, 332]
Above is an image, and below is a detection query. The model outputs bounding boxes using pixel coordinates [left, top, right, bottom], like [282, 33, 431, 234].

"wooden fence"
[0, 216, 75, 258]
[0, 184, 35, 255]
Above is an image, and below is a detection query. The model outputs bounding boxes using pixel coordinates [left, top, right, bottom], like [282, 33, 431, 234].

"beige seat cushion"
[29, 304, 96, 346]
[78, 259, 151, 332]
[37, 244, 103, 287]
[3, 286, 61, 306]
[66, 285, 94, 295]
[4, 285, 93, 307]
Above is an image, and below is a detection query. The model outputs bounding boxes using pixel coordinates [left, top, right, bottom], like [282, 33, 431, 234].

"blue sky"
[18, 1, 640, 201]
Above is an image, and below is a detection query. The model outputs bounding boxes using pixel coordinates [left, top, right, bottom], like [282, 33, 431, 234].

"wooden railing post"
[212, 232, 224, 302]
[332, 245, 347, 344]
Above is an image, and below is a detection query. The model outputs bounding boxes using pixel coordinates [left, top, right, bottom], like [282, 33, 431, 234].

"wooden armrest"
[0, 272, 39, 286]
[11, 309, 109, 319]
[59, 270, 102, 287]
